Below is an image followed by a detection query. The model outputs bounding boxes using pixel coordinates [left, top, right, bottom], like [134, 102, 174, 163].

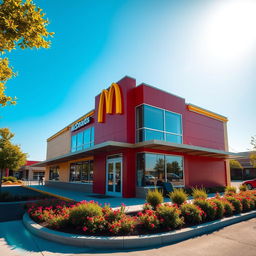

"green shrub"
[2, 176, 17, 182]
[192, 187, 208, 200]
[156, 204, 183, 229]
[193, 199, 217, 221]
[209, 199, 224, 219]
[169, 189, 188, 206]
[108, 215, 137, 235]
[146, 189, 164, 210]
[69, 201, 103, 226]
[142, 203, 153, 211]
[180, 203, 204, 225]
[225, 186, 237, 195]
[103, 205, 125, 223]
[239, 184, 247, 192]
[225, 196, 242, 213]
[238, 196, 253, 212]
[221, 199, 234, 217]
[138, 209, 159, 231]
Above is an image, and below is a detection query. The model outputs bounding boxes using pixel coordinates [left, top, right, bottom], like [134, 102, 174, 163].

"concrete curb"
[23, 210, 256, 249]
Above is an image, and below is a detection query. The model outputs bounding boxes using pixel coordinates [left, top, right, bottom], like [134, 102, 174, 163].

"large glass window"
[71, 127, 95, 152]
[136, 104, 182, 144]
[69, 160, 93, 183]
[49, 166, 59, 181]
[137, 153, 184, 187]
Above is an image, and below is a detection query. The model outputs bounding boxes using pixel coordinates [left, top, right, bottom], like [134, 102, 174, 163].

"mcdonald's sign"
[97, 83, 123, 123]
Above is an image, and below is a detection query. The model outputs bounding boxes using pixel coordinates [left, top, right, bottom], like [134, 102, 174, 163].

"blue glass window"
[137, 153, 184, 187]
[136, 104, 182, 143]
[71, 127, 95, 152]
[165, 111, 182, 134]
[144, 105, 164, 131]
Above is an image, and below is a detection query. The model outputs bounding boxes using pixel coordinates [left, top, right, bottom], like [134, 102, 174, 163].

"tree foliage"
[0, 0, 53, 107]
[250, 135, 256, 167]
[229, 159, 243, 169]
[0, 128, 27, 190]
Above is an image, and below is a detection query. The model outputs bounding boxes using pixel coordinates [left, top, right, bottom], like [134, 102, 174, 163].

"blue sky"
[1, 0, 256, 160]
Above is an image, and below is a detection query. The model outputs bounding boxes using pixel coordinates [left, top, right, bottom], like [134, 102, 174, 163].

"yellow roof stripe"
[187, 104, 228, 122]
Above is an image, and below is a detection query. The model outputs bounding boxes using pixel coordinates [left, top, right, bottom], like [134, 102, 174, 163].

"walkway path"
[0, 217, 255, 255]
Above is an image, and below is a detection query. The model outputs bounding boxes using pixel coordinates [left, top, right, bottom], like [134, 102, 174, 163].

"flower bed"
[26, 190, 256, 236]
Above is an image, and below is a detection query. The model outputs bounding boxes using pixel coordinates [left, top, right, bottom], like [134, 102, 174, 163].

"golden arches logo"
[97, 83, 123, 123]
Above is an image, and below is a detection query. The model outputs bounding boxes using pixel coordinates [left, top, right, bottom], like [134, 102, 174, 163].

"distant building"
[231, 151, 256, 180]
[11, 161, 45, 181]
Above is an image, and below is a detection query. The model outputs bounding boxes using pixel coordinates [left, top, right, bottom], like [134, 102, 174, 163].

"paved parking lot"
[0, 217, 255, 256]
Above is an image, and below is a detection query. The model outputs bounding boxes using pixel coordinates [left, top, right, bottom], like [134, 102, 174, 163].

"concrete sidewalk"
[0, 217, 255, 255]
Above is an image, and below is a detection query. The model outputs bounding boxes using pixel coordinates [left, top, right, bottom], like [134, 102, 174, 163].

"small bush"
[239, 184, 247, 192]
[209, 199, 224, 219]
[108, 215, 137, 235]
[193, 199, 217, 221]
[225, 186, 237, 195]
[69, 201, 103, 226]
[156, 204, 183, 229]
[146, 189, 164, 210]
[169, 189, 188, 206]
[2, 176, 17, 182]
[103, 204, 125, 223]
[180, 203, 204, 225]
[138, 209, 159, 231]
[221, 199, 234, 217]
[225, 196, 242, 213]
[192, 187, 208, 200]
[142, 203, 153, 211]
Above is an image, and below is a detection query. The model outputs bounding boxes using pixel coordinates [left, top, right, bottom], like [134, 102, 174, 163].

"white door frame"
[106, 157, 122, 197]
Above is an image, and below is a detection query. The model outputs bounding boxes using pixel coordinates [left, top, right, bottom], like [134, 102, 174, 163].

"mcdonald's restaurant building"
[36, 76, 234, 198]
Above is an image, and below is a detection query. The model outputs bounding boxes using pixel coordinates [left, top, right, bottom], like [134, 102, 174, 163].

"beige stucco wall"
[46, 129, 71, 160]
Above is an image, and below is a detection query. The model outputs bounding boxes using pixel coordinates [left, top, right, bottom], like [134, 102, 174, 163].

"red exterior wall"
[91, 77, 228, 197]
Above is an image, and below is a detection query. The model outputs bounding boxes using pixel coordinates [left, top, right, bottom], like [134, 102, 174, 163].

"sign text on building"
[71, 117, 91, 132]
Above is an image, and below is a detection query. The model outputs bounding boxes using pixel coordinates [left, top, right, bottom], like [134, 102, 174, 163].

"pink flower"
[83, 226, 88, 232]
[150, 223, 155, 228]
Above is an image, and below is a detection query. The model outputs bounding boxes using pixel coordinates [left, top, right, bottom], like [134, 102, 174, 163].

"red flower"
[150, 223, 155, 228]
[83, 226, 88, 232]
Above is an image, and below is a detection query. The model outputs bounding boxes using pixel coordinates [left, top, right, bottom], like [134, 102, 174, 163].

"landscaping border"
[23, 210, 256, 249]
[22, 185, 73, 202]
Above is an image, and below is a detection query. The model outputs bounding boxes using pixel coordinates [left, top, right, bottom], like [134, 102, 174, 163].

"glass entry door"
[106, 157, 122, 196]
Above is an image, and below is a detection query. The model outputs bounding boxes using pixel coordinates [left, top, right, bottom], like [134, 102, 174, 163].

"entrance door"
[106, 157, 122, 196]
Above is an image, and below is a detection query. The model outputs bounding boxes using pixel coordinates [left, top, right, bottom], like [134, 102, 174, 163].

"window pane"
[77, 132, 83, 151]
[90, 127, 95, 146]
[49, 166, 59, 181]
[137, 153, 145, 186]
[144, 105, 164, 131]
[145, 129, 164, 141]
[83, 129, 90, 149]
[136, 105, 143, 129]
[166, 155, 184, 187]
[166, 134, 182, 144]
[165, 111, 182, 134]
[71, 135, 77, 152]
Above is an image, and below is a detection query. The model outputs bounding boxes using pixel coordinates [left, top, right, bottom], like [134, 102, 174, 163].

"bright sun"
[200, 0, 256, 62]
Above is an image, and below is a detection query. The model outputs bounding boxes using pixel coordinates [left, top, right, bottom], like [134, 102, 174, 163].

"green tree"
[0, 128, 27, 191]
[250, 135, 256, 167]
[229, 159, 243, 169]
[0, 0, 54, 107]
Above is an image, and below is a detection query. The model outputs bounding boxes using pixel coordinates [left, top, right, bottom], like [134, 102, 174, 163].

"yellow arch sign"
[97, 83, 123, 123]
